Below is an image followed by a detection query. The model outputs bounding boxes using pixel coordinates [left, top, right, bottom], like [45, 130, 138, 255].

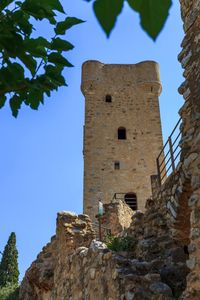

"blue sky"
[0, 1, 184, 279]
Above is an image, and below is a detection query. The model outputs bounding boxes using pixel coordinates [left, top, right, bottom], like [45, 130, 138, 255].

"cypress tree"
[0, 232, 19, 287]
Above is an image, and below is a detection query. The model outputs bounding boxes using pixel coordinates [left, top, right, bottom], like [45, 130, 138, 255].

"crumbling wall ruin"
[100, 199, 134, 237]
[149, 1, 200, 297]
[19, 212, 95, 300]
[20, 210, 189, 300]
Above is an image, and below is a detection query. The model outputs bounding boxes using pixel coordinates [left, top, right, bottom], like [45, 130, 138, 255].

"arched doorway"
[124, 193, 137, 211]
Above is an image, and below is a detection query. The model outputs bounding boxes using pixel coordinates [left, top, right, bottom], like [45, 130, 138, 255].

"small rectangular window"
[114, 161, 120, 170]
[105, 95, 112, 102]
[118, 127, 126, 139]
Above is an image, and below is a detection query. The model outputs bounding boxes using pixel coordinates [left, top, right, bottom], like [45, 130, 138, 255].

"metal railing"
[157, 117, 182, 186]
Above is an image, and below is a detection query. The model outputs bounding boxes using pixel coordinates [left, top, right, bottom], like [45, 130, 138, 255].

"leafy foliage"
[127, 0, 172, 40]
[93, 0, 124, 37]
[0, 0, 84, 117]
[85, 0, 172, 39]
[0, 284, 19, 300]
[0, 232, 19, 287]
[105, 235, 136, 252]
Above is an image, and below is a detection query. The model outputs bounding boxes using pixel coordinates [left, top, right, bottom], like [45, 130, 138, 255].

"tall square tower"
[81, 60, 163, 221]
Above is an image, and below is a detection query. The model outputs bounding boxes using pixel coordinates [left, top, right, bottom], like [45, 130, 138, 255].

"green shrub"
[105, 235, 136, 252]
[0, 284, 19, 300]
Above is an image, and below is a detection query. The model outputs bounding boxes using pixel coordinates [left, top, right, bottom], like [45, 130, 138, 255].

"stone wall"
[177, 0, 200, 298]
[20, 210, 189, 300]
[19, 212, 95, 300]
[151, 165, 192, 247]
[149, 1, 200, 296]
[82, 60, 164, 222]
[145, 0, 200, 296]
[100, 199, 134, 237]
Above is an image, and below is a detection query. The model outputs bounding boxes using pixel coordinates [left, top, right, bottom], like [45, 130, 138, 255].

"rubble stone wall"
[20, 211, 188, 300]
[149, 1, 200, 296]
[100, 199, 134, 237]
[19, 212, 95, 300]
[151, 165, 192, 247]
[178, 0, 200, 298]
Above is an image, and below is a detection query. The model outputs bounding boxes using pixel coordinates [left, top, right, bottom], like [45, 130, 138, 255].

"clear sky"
[0, 1, 184, 279]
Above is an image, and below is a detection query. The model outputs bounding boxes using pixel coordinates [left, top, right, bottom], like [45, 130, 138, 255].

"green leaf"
[7, 63, 25, 81]
[44, 64, 63, 75]
[47, 72, 66, 86]
[51, 38, 74, 51]
[26, 37, 50, 48]
[55, 17, 85, 35]
[127, 0, 172, 40]
[12, 11, 33, 35]
[0, 32, 24, 58]
[10, 95, 23, 117]
[24, 37, 49, 57]
[22, 0, 65, 14]
[21, 0, 56, 21]
[48, 52, 73, 67]
[0, 0, 13, 10]
[43, 65, 67, 89]
[0, 95, 7, 109]
[0, 65, 24, 87]
[18, 53, 37, 76]
[93, 0, 124, 37]
[46, 73, 66, 87]
[43, 0, 65, 13]
[28, 89, 44, 110]
[0, 67, 13, 86]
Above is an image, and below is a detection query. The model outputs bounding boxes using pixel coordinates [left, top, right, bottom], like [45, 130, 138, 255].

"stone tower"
[81, 60, 163, 221]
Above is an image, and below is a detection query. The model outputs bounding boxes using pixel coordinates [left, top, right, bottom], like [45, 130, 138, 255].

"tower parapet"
[81, 60, 162, 96]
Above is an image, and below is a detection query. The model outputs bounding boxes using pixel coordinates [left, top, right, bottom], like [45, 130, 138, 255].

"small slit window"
[105, 95, 112, 103]
[114, 161, 120, 170]
[124, 193, 137, 211]
[118, 127, 126, 140]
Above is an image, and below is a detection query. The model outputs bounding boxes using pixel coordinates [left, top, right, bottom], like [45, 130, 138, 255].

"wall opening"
[124, 193, 137, 210]
[105, 95, 112, 102]
[114, 161, 120, 170]
[118, 127, 126, 140]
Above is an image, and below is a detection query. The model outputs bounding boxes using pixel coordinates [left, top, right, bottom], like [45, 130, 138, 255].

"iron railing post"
[155, 117, 182, 185]
[156, 157, 161, 186]
[168, 136, 175, 172]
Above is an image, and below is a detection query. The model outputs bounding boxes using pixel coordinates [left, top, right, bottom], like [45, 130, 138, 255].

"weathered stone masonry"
[20, 210, 188, 300]
[177, 0, 200, 298]
[82, 61, 163, 222]
[150, 0, 200, 297]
